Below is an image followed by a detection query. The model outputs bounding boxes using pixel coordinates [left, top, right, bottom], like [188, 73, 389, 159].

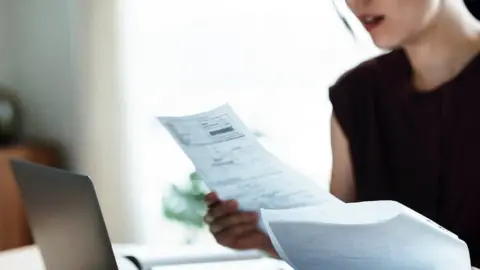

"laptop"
[10, 159, 119, 270]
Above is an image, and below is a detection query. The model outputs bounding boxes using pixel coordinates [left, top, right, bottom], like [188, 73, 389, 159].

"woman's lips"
[358, 15, 386, 32]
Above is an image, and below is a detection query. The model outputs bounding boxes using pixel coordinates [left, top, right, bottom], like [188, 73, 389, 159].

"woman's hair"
[465, 0, 480, 20]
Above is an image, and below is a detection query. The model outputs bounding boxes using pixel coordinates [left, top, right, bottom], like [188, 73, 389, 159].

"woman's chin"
[370, 36, 402, 51]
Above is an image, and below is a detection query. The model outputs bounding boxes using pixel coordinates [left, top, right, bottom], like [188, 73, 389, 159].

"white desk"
[151, 259, 289, 270]
[0, 246, 43, 270]
[0, 245, 289, 270]
[0, 245, 137, 270]
[5, 247, 474, 270]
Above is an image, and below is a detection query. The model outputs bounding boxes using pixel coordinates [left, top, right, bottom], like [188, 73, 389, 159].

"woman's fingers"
[209, 212, 258, 233]
[204, 192, 220, 206]
[203, 193, 272, 252]
[205, 200, 239, 222]
[234, 230, 271, 250]
[214, 223, 259, 247]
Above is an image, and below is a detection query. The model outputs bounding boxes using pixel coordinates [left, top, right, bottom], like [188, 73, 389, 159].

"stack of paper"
[158, 104, 471, 270]
[261, 202, 470, 270]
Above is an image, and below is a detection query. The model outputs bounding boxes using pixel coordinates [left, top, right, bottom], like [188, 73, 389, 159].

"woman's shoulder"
[330, 49, 407, 93]
[329, 50, 408, 139]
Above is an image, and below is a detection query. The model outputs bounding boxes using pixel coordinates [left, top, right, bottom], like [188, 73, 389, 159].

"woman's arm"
[330, 114, 357, 203]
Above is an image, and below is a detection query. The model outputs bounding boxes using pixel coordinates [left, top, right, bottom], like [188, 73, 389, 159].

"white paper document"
[158, 104, 342, 213]
[158, 104, 471, 270]
[261, 201, 471, 270]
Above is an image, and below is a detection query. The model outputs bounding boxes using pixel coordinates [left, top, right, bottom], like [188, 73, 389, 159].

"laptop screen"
[10, 160, 119, 270]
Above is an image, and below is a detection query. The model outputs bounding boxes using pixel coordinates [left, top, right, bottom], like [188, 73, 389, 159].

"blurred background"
[0, 0, 381, 253]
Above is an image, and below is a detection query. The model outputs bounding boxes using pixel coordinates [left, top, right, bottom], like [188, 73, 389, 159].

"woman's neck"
[404, 3, 480, 91]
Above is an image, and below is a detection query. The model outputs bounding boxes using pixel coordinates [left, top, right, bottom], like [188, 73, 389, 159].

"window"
[119, 0, 380, 247]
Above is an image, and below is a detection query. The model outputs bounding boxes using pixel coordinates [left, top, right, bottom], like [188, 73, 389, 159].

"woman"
[203, 0, 480, 267]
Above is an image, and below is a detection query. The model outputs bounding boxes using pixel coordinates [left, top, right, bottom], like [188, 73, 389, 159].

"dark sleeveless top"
[329, 49, 480, 266]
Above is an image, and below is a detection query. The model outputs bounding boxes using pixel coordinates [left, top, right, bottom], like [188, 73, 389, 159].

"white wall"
[0, 0, 12, 85]
[76, 0, 143, 243]
[3, 0, 140, 243]
[0, 1, 80, 158]
[7, 0, 80, 166]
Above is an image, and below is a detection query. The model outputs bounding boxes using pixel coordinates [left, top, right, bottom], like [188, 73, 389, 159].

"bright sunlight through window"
[119, 0, 380, 247]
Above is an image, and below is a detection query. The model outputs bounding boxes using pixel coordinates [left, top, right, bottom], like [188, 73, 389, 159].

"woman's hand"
[204, 192, 279, 258]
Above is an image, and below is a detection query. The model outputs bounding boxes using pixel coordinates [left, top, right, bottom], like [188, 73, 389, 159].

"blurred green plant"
[162, 172, 209, 244]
